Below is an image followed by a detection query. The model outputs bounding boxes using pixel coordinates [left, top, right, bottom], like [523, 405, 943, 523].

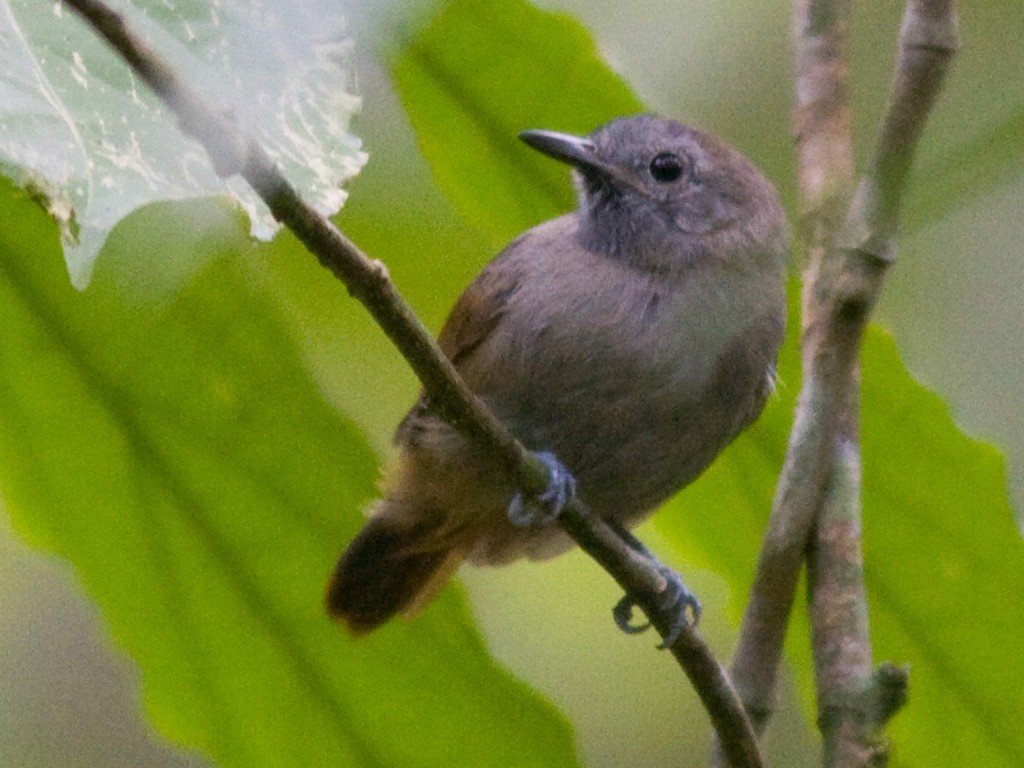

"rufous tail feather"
[325, 509, 463, 635]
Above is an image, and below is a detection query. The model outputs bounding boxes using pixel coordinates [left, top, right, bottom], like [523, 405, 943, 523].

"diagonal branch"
[60, 0, 763, 766]
[725, 0, 959, 762]
[840, 0, 961, 263]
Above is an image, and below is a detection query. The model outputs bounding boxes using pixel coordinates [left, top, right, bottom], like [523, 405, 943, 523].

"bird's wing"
[393, 239, 524, 445]
[436, 258, 520, 366]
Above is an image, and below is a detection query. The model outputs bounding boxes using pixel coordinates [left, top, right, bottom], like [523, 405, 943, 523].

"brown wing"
[394, 244, 523, 445]
[436, 261, 519, 365]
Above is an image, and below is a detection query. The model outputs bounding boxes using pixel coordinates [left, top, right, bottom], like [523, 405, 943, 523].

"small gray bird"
[327, 115, 788, 635]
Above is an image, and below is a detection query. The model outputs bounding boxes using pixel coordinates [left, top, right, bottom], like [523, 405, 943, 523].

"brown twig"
[724, 0, 958, 764]
[60, 0, 763, 765]
[811, 4, 956, 765]
[727, 0, 857, 736]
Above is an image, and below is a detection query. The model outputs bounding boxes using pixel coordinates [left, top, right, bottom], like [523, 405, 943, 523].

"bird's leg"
[507, 451, 578, 526]
[507, 455, 699, 648]
[608, 520, 702, 649]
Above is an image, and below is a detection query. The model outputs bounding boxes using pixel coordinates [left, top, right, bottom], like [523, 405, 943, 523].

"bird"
[326, 114, 788, 636]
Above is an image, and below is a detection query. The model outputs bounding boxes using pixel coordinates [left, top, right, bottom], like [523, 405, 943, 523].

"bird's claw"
[612, 566, 702, 649]
[508, 454, 700, 650]
[508, 451, 578, 526]
[613, 594, 651, 635]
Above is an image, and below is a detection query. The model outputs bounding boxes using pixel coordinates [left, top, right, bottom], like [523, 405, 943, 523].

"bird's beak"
[519, 129, 639, 192]
[519, 129, 599, 168]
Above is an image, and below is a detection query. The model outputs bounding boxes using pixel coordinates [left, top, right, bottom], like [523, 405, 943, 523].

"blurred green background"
[1, 0, 1021, 766]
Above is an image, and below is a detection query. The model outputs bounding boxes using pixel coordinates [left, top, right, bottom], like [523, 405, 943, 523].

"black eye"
[649, 152, 686, 183]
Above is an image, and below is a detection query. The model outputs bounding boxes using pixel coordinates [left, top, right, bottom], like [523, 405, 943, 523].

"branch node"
[837, 178, 897, 266]
[900, 0, 961, 53]
[865, 661, 910, 729]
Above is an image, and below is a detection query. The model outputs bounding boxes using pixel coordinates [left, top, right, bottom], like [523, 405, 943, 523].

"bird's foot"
[613, 565, 702, 649]
[508, 451, 578, 526]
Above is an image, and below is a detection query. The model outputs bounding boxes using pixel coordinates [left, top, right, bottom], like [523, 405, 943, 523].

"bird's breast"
[472, 237, 781, 520]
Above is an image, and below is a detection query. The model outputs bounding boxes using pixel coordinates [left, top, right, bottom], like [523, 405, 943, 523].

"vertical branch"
[809, 380, 907, 768]
[811, 3, 957, 764]
[807, 385, 877, 766]
[840, 0, 961, 262]
[724, 0, 958, 765]
[727, 0, 856, 733]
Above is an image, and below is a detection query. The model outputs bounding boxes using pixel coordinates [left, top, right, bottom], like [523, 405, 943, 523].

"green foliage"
[861, 330, 1024, 767]
[0, 178, 577, 768]
[1, 0, 1023, 766]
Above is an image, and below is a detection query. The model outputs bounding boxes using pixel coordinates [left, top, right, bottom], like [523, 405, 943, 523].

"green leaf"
[0, 0, 365, 288]
[390, 0, 642, 246]
[0, 179, 578, 767]
[389, 0, 1024, 765]
[861, 328, 1024, 768]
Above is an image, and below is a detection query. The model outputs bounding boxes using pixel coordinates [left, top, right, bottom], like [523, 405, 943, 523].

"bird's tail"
[325, 504, 464, 635]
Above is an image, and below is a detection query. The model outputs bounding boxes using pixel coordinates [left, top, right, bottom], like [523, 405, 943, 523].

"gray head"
[520, 115, 787, 276]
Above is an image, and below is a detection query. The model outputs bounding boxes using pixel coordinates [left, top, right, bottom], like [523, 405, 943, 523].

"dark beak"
[519, 129, 599, 168]
[519, 129, 637, 191]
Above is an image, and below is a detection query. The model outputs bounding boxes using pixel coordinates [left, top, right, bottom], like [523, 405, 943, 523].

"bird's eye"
[649, 152, 686, 183]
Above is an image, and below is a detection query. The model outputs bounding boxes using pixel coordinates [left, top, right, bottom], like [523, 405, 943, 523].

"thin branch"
[839, 0, 961, 262]
[807, 387, 876, 767]
[810, 392, 908, 767]
[560, 513, 765, 768]
[727, 0, 857, 735]
[812, 3, 956, 765]
[725, 0, 958, 763]
[60, 1, 763, 766]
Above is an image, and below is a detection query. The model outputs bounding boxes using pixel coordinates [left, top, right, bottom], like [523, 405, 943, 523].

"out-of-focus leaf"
[0, 0, 365, 288]
[846, 0, 1024, 237]
[390, 0, 642, 246]
[906, 106, 1024, 233]
[390, 0, 1024, 765]
[0, 180, 578, 767]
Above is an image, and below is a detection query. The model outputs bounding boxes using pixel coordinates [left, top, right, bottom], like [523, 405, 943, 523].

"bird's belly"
[491, 308, 769, 521]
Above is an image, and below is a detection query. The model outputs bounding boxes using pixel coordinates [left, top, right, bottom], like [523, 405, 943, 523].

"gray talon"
[508, 451, 577, 527]
[612, 563, 702, 649]
[655, 566, 701, 649]
[613, 595, 650, 634]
